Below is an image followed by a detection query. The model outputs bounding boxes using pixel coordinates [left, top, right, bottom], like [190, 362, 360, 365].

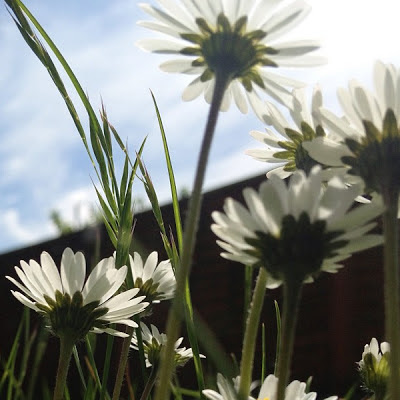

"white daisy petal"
[131, 322, 199, 368]
[230, 80, 248, 113]
[11, 291, 40, 312]
[160, 59, 200, 74]
[212, 166, 383, 285]
[137, 20, 181, 38]
[16, 263, 47, 301]
[40, 251, 63, 293]
[349, 81, 382, 128]
[203, 373, 335, 400]
[271, 55, 327, 67]
[139, 3, 195, 32]
[138, 0, 322, 114]
[7, 249, 148, 339]
[129, 252, 176, 303]
[266, 166, 292, 179]
[182, 76, 207, 101]
[261, 0, 311, 41]
[274, 40, 320, 56]
[136, 38, 185, 54]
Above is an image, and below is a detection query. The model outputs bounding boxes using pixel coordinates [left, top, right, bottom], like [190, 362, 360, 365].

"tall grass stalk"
[153, 72, 231, 400]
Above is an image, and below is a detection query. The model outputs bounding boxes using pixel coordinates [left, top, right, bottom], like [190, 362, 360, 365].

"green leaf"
[383, 108, 398, 138]
[151, 91, 183, 253]
[138, 158, 167, 237]
[101, 104, 113, 158]
[217, 13, 231, 33]
[261, 323, 266, 383]
[100, 334, 114, 400]
[0, 307, 24, 395]
[274, 300, 281, 376]
[7, 0, 101, 180]
[119, 155, 130, 210]
[277, 140, 296, 151]
[103, 217, 118, 249]
[300, 121, 315, 141]
[284, 128, 303, 144]
[115, 183, 134, 269]
[26, 322, 50, 399]
[243, 266, 253, 332]
[72, 346, 87, 391]
[362, 120, 380, 143]
[93, 185, 117, 233]
[233, 16, 247, 34]
[85, 336, 111, 400]
[273, 150, 295, 160]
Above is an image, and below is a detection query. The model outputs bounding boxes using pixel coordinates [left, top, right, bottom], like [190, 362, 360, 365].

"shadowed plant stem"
[140, 366, 158, 400]
[276, 279, 303, 400]
[112, 326, 135, 400]
[53, 335, 75, 400]
[238, 267, 268, 400]
[382, 187, 400, 400]
[153, 72, 231, 400]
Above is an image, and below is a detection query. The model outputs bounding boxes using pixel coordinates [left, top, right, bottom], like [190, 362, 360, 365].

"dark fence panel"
[0, 173, 385, 397]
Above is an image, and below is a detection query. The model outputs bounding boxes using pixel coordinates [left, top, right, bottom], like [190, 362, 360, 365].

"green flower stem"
[276, 279, 303, 400]
[112, 326, 135, 400]
[184, 280, 205, 392]
[53, 335, 75, 400]
[382, 187, 400, 400]
[238, 267, 268, 400]
[153, 71, 231, 400]
[140, 366, 158, 400]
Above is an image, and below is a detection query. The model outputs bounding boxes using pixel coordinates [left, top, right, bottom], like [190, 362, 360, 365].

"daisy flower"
[203, 374, 241, 400]
[303, 60, 400, 195]
[246, 85, 328, 178]
[359, 338, 390, 400]
[137, 0, 324, 113]
[131, 322, 200, 368]
[211, 166, 383, 287]
[129, 251, 175, 304]
[301, 61, 400, 400]
[6, 248, 149, 339]
[258, 374, 338, 400]
[202, 374, 337, 400]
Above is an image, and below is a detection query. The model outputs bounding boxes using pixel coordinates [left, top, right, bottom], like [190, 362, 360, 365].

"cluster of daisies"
[139, 0, 400, 201]
[137, 0, 398, 296]
[136, 0, 399, 398]
[203, 337, 391, 400]
[7, 0, 400, 398]
[6, 248, 196, 368]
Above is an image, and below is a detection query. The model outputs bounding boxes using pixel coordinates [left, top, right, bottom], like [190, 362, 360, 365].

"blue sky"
[1, 0, 400, 253]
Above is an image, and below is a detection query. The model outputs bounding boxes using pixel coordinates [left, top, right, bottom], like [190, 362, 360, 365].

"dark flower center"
[274, 122, 325, 175]
[342, 108, 400, 194]
[360, 351, 389, 400]
[180, 13, 278, 91]
[144, 337, 191, 368]
[244, 212, 346, 282]
[134, 277, 163, 303]
[36, 290, 108, 340]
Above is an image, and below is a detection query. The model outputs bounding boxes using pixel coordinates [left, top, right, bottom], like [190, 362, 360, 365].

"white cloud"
[0, 208, 55, 248]
[2, 0, 400, 252]
[52, 185, 99, 229]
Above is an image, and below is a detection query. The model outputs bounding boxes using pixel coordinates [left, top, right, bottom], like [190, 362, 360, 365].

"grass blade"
[72, 346, 87, 391]
[150, 92, 183, 252]
[274, 300, 281, 376]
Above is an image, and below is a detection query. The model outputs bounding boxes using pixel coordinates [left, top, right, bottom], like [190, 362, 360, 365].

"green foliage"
[50, 206, 103, 236]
